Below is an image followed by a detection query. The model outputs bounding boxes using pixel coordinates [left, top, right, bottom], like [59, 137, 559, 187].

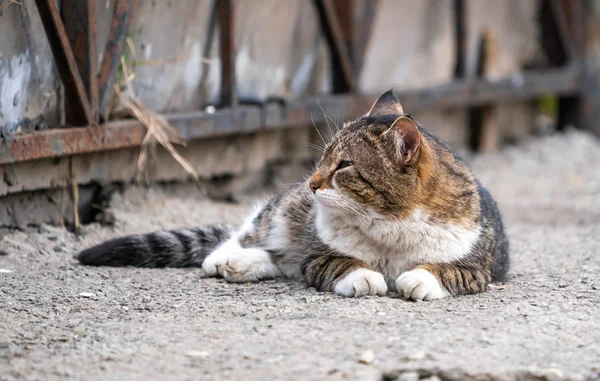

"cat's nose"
[309, 180, 320, 194]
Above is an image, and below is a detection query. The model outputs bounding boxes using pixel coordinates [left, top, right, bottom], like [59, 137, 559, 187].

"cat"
[77, 90, 509, 301]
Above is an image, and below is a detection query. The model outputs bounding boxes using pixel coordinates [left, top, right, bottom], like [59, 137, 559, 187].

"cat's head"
[309, 90, 432, 218]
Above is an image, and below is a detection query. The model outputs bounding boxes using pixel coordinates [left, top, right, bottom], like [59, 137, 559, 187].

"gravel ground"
[1, 130, 600, 381]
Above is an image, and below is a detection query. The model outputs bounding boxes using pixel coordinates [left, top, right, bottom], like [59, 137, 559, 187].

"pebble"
[186, 350, 210, 358]
[358, 350, 375, 365]
[79, 292, 96, 298]
[395, 372, 419, 381]
[0, 249, 8, 256]
[142, 297, 151, 303]
[0, 269, 13, 273]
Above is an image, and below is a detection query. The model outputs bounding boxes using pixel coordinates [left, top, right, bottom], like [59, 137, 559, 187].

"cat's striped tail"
[76, 224, 234, 268]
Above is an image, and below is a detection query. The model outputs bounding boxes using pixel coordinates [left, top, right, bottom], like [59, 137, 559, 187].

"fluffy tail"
[76, 224, 234, 268]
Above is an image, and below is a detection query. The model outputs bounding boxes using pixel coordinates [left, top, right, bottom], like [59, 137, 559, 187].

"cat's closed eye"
[336, 161, 354, 170]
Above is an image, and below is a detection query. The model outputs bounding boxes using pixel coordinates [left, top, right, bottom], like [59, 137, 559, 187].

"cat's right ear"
[385, 116, 421, 165]
[366, 89, 404, 117]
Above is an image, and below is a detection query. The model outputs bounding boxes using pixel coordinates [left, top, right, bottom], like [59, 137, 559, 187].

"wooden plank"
[218, 0, 236, 108]
[61, 0, 99, 124]
[34, 0, 94, 126]
[313, 0, 355, 93]
[98, 0, 134, 120]
[468, 30, 499, 152]
[0, 67, 581, 164]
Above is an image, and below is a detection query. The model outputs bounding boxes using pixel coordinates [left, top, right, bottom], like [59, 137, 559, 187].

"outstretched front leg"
[302, 254, 388, 297]
[396, 264, 490, 301]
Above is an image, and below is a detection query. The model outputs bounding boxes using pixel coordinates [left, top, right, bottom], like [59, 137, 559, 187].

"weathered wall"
[358, 0, 467, 147]
[466, 0, 542, 144]
[0, 0, 61, 136]
[117, 0, 330, 114]
[0, 125, 319, 227]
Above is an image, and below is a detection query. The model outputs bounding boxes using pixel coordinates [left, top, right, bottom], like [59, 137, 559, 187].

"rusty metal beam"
[218, 0, 237, 108]
[550, 0, 577, 63]
[454, 0, 468, 78]
[35, 0, 94, 126]
[98, 0, 134, 120]
[61, 0, 99, 124]
[354, 0, 379, 77]
[313, 0, 355, 93]
[1, 68, 581, 163]
[0, 67, 582, 165]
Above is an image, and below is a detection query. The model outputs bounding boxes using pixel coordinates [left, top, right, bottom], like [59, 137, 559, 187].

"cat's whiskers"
[326, 115, 340, 132]
[310, 113, 328, 146]
[317, 100, 334, 141]
[305, 143, 326, 153]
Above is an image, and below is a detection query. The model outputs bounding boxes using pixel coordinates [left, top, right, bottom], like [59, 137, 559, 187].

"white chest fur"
[315, 206, 481, 281]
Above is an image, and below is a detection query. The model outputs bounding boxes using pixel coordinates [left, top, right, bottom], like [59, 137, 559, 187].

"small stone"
[545, 368, 564, 379]
[142, 297, 151, 303]
[557, 281, 569, 288]
[47, 236, 58, 241]
[186, 350, 210, 358]
[0, 249, 9, 256]
[0, 269, 12, 273]
[53, 245, 63, 252]
[358, 350, 375, 365]
[406, 350, 427, 361]
[79, 292, 96, 298]
[421, 376, 442, 381]
[395, 371, 420, 381]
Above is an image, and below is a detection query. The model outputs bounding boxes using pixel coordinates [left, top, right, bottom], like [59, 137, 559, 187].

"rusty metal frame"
[60, 0, 99, 125]
[98, 0, 135, 120]
[313, 0, 355, 93]
[217, 0, 237, 108]
[1, 0, 597, 165]
[34, 0, 95, 126]
[1, 65, 580, 165]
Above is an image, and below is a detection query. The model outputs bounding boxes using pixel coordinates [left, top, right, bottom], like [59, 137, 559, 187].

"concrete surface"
[1, 130, 600, 381]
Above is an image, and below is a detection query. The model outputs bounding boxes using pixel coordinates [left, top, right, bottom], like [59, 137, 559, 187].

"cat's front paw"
[202, 240, 280, 282]
[334, 268, 387, 297]
[396, 268, 448, 301]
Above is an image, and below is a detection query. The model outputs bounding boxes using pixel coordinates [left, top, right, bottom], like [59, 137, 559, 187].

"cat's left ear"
[367, 89, 404, 116]
[385, 116, 421, 165]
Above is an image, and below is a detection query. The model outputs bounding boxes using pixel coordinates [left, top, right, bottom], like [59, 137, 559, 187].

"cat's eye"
[336, 160, 354, 170]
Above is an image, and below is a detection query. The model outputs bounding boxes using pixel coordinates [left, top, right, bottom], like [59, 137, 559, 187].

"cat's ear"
[367, 89, 404, 117]
[385, 116, 421, 165]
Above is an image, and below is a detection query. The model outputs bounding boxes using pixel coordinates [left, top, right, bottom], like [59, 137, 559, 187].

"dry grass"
[111, 40, 203, 191]
[0, 0, 22, 13]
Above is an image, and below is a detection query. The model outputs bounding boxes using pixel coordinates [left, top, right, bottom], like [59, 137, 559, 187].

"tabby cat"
[77, 90, 509, 301]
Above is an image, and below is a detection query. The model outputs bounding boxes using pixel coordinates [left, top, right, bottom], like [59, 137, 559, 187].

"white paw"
[395, 268, 448, 301]
[202, 240, 280, 282]
[334, 268, 387, 297]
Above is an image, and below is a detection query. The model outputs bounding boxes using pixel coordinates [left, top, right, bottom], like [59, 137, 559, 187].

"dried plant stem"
[69, 158, 80, 233]
[113, 56, 203, 191]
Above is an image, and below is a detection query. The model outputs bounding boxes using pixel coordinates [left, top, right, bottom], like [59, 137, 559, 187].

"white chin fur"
[395, 268, 448, 301]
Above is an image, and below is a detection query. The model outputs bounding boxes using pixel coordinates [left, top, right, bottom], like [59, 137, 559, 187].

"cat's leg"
[201, 201, 283, 283]
[302, 254, 387, 297]
[201, 238, 280, 282]
[396, 264, 489, 301]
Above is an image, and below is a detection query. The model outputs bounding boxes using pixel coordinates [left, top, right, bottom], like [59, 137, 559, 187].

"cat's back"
[420, 125, 509, 281]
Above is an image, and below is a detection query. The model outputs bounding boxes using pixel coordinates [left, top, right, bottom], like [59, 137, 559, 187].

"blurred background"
[0, 0, 599, 229]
